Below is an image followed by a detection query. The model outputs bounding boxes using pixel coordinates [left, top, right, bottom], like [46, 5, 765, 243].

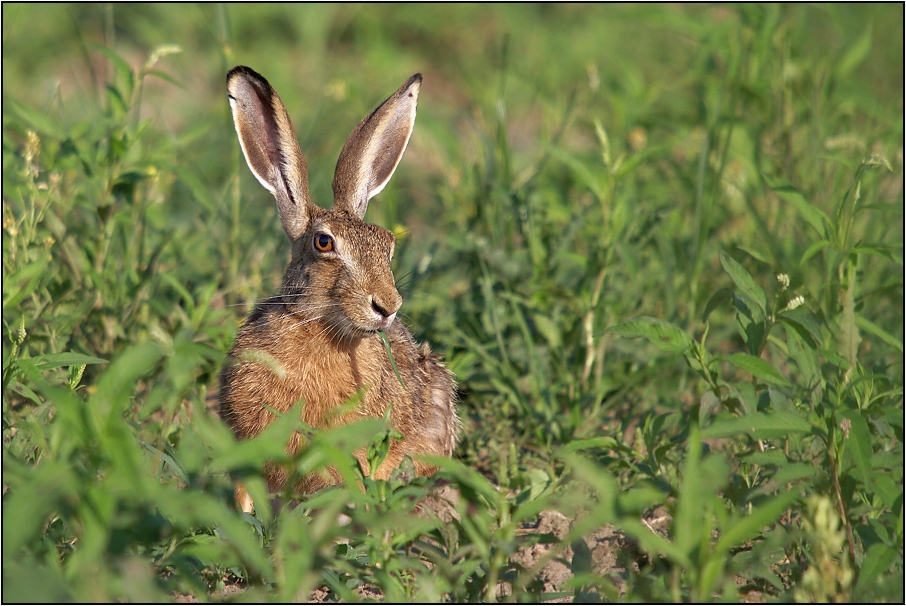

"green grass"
[3, 4, 903, 602]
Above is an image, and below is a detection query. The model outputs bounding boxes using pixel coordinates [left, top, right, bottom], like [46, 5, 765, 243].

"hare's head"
[227, 66, 420, 341]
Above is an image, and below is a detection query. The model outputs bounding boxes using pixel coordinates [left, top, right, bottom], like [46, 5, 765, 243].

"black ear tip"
[227, 65, 268, 87]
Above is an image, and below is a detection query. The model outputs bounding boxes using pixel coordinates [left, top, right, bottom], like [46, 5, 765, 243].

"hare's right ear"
[227, 66, 312, 241]
[332, 74, 421, 219]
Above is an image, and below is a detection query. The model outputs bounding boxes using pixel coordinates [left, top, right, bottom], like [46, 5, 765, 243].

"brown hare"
[220, 66, 460, 512]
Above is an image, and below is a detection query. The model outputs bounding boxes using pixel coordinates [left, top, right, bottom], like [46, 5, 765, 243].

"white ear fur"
[332, 74, 421, 218]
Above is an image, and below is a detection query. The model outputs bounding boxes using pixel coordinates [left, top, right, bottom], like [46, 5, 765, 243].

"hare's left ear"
[332, 74, 421, 219]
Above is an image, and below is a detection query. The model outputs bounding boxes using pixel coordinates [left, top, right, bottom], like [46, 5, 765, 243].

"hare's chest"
[275, 327, 387, 425]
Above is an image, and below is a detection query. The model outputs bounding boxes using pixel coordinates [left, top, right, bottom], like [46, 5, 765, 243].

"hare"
[220, 66, 460, 512]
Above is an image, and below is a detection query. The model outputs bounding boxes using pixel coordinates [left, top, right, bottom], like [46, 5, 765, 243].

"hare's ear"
[332, 74, 421, 218]
[227, 66, 312, 241]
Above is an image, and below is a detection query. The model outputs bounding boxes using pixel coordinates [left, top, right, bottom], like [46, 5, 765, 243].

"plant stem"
[828, 424, 857, 563]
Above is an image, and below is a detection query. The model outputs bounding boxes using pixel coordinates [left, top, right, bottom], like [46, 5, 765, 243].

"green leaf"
[31, 352, 108, 371]
[619, 517, 693, 569]
[617, 483, 668, 512]
[532, 313, 563, 350]
[840, 410, 873, 487]
[13, 358, 47, 387]
[3, 256, 50, 311]
[800, 239, 831, 265]
[715, 490, 799, 553]
[854, 314, 903, 353]
[852, 245, 902, 265]
[771, 462, 820, 485]
[7, 380, 43, 405]
[211, 406, 303, 472]
[734, 245, 774, 266]
[778, 307, 824, 346]
[699, 389, 722, 421]
[2, 461, 78, 555]
[378, 330, 405, 388]
[142, 69, 185, 89]
[274, 507, 321, 601]
[90, 341, 165, 423]
[173, 166, 217, 214]
[817, 347, 850, 371]
[2, 556, 71, 603]
[547, 145, 606, 200]
[4, 98, 60, 136]
[160, 271, 195, 309]
[560, 436, 623, 452]
[835, 24, 872, 80]
[721, 352, 791, 386]
[763, 173, 828, 238]
[855, 543, 897, 597]
[604, 316, 693, 353]
[768, 386, 798, 415]
[702, 287, 734, 323]
[138, 440, 189, 483]
[719, 251, 767, 317]
[701, 412, 811, 440]
[90, 43, 136, 100]
[421, 456, 504, 504]
[614, 144, 667, 179]
[740, 450, 788, 466]
[783, 324, 821, 389]
[673, 424, 704, 558]
[870, 474, 903, 511]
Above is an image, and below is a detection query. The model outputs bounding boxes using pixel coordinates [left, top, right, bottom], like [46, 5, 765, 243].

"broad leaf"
[715, 490, 799, 553]
[32, 352, 108, 370]
[840, 410, 873, 487]
[605, 316, 693, 353]
[701, 412, 811, 439]
[855, 543, 897, 598]
[854, 314, 903, 353]
[702, 287, 734, 323]
[835, 24, 872, 80]
[721, 352, 791, 386]
[763, 173, 828, 238]
[778, 307, 824, 346]
[771, 462, 821, 485]
[719, 251, 767, 317]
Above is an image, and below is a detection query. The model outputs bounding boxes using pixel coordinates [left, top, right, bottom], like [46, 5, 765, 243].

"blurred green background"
[4, 3, 902, 214]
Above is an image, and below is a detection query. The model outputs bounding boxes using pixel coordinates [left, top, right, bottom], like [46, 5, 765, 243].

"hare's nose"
[371, 293, 402, 318]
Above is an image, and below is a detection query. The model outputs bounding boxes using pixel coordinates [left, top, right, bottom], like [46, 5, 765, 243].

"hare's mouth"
[354, 306, 396, 333]
[318, 304, 395, 340]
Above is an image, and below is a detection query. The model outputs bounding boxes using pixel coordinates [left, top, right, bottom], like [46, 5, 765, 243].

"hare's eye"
[314, 233, 334, 252]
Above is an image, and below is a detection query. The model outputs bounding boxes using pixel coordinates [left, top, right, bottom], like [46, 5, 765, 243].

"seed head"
[776, 273, 790, 292]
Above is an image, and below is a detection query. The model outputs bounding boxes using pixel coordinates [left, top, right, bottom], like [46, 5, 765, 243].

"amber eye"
[314, 233, 334, 252]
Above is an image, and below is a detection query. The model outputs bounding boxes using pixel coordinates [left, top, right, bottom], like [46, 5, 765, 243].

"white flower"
[840, 418, 851, 439]
[783, 295, 805, 312]
[776, 273, 790, 292]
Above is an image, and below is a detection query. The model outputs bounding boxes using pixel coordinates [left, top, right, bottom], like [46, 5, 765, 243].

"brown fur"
[220, 66, 459, 509]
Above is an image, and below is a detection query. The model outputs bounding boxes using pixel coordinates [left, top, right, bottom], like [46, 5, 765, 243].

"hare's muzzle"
[369, 292, 401, 330]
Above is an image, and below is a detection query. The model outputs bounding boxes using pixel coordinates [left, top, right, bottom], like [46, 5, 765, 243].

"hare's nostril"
[371, 294, 401, 319]
[372, 299, 391, 318]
